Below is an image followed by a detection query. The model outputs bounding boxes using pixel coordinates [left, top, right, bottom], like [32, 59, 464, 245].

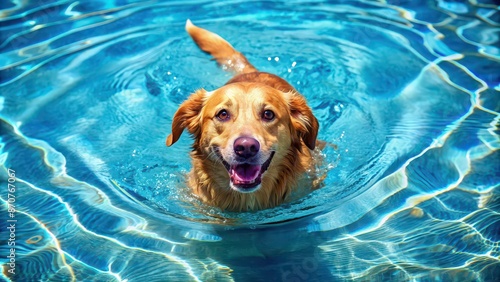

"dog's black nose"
[234, 137, 260, 159]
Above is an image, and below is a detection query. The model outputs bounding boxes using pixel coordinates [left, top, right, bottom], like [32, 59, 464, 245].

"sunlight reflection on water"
[0, 0, 499, 281]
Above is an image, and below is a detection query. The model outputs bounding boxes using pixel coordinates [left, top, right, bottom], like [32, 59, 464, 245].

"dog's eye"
[262, 110, 275, 121]
[216, 109, 230, 121]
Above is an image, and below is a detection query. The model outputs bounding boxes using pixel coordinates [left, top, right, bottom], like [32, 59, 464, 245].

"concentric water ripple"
[1, 0, 499, 281]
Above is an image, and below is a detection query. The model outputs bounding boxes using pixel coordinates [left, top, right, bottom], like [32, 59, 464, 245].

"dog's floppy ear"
[166, 89, 207, 146]
[289, 92, 319, 150]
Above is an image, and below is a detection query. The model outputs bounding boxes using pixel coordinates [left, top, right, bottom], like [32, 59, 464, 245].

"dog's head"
[167, 82, 318, 193]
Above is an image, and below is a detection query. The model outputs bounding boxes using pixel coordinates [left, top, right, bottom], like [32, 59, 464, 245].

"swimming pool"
[1, 0, 499, 280]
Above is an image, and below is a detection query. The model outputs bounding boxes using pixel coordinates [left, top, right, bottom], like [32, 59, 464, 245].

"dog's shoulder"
[226, 72, 296, 93]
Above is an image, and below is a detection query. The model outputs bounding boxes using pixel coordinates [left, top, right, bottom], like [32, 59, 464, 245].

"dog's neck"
[188, 147, 313, 211]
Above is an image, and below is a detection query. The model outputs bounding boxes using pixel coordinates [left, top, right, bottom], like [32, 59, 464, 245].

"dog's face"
[167, 82, 318, 193]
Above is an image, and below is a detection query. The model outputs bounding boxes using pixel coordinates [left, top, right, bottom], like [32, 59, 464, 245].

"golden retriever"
[166, 20, 319, 211]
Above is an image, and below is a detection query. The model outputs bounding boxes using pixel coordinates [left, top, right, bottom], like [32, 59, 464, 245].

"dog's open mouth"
[218, 151, 275, 192]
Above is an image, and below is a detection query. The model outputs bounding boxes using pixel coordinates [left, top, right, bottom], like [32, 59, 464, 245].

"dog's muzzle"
[215, 145, 275, 193]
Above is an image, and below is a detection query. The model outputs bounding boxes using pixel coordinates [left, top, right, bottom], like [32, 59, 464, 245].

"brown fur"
[166, 20, 319, 211]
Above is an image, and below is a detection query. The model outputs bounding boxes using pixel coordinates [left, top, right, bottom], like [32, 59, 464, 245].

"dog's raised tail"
[185, 19, 257, 74]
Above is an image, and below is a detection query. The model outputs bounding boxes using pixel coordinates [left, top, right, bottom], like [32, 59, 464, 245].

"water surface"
[0, 0, 499, 281]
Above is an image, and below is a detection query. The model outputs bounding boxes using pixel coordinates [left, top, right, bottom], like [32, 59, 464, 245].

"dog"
[166, 20, 320, 211]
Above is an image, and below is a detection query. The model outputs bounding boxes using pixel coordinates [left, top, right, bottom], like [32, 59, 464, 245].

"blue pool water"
[1, 0, 499, 281]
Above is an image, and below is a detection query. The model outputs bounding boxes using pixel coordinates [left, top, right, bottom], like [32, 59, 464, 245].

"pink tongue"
[231, 164, 261, 182]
